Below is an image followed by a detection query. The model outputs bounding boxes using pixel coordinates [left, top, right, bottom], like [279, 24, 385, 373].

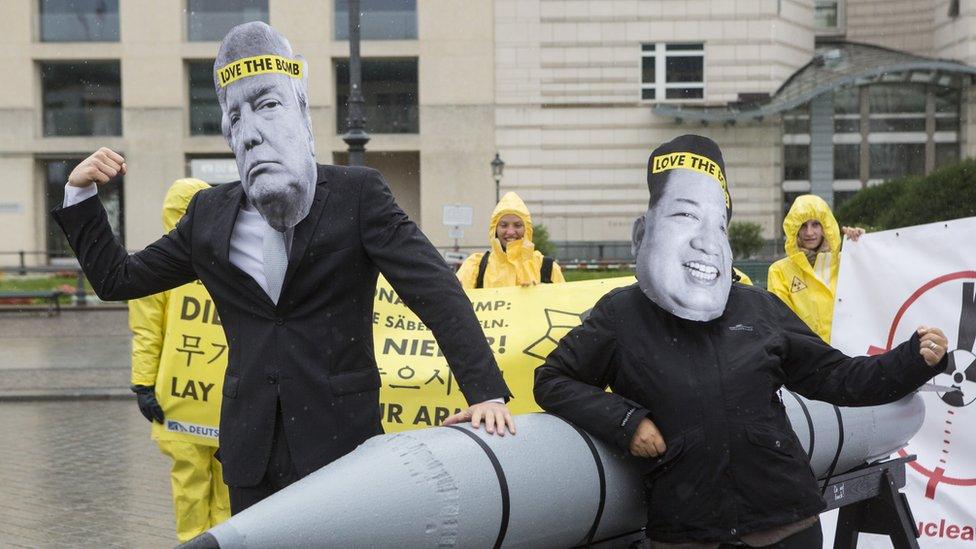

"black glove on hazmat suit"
[131, 384, 165, 423]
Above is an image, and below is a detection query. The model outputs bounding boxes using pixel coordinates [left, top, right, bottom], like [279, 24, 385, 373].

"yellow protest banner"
[374, 276, 635, 432]
[150, 275, 634, 441]
[152, 281, 227, 446]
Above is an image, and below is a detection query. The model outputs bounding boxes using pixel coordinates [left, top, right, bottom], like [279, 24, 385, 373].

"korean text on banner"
[373, 276, 634, 432]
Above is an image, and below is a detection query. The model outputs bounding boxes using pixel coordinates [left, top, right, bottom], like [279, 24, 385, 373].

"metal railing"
[0, 251, 89, 306]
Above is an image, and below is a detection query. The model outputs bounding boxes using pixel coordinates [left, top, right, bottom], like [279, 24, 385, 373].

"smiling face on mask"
[633, 169, 732, 321]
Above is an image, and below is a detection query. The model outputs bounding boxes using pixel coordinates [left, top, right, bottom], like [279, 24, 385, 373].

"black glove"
[131, 385, 165, 424]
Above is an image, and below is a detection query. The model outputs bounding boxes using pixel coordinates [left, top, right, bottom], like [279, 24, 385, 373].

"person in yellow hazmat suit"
[457, 191, 566, 289]
[128, 178, 230, 542]
[767, 194, 864, 343]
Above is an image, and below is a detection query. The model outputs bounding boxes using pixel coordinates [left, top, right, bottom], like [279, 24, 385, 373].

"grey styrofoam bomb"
[182, 393, 924, 548]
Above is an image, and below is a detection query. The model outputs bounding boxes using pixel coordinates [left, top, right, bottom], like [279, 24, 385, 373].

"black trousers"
[718, 522, 823, 549]
[228, 404, 301, 515]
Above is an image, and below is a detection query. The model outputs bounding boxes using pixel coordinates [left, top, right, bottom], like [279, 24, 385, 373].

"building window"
[868, 85, 926, 132]
[783, 81, 961, 196]
[935, 143, 960, 168]
[334, 0, 417, 40]
[834, 144, 859, 180]
[814, 0, 841, 30]
[783, 191, 806, 219]
[335, 58, 418, 134]
[187, 0, 268, 42]
[43, 159, 124, 259]
[869, 143, 925, 181]
[832, 86, 860, 133]
[39, 0, 119, 42]
[187, 156, 239, 184]
[935, 88, 960, 132]
[783, 106, 810, 134]
[41, 61, 121, 136]
[640, 43, 704, 101]
[784, 145, 810, 180]
[188, 60, 222, 135]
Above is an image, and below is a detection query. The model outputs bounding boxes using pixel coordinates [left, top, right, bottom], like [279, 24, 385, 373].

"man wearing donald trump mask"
[54, 22, 514, 513]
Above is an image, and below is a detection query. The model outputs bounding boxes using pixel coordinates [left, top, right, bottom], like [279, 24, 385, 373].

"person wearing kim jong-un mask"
[535, 135, 949, 547]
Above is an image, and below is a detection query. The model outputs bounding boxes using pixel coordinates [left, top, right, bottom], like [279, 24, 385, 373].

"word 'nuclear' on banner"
[829, 217, 976, 547]
[373, 276, 634, 432]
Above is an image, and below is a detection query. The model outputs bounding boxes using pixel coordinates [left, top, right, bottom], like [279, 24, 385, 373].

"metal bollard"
[75, 269, 87, 306]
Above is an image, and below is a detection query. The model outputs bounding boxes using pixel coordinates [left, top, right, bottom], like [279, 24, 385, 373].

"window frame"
[39, 60, 123, 137]
[37, 0, 120, 43]
[186, 59, 223, 136]
[185, 0, 269, 42]
[813, 0, 845, 36]
[639, 42, 705, 103]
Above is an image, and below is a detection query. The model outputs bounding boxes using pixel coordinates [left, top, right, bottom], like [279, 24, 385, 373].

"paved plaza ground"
[0, 400, 176, 547]
[0, 308, 179, 547]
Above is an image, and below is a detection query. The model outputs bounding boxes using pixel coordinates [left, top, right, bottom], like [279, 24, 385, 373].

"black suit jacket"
[54, 164, 511, 486]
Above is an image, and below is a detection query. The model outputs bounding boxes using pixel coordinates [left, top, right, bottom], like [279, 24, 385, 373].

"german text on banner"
[374, 276, 634, 432]
[830, 217, 976, 545]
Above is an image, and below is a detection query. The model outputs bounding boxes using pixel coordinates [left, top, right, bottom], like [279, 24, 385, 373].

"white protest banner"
[828, 217, 976, 546]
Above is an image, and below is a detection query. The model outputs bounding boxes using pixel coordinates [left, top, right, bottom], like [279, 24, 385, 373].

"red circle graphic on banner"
[875, 271, 976, 497]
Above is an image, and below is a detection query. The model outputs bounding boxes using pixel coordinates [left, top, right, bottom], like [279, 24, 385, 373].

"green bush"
[729, 221, 764, 260]
[837, 158, 976, 230]
[886, 159, 976, 228]
[835, 176, 912, 230]
[533, 223, 556, 257]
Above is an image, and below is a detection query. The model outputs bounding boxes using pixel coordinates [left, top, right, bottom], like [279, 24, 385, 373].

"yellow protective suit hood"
[457, 192, 565, 288]
[488, 191, 535, 257]
[163, 178, 210, 232]
[767, 194, 842, 342]
[781, 194, 841, 259]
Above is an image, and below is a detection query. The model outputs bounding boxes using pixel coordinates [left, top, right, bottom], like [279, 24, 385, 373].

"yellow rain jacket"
[128, 178, 229, 541]
[457, 192, 565, 288]
[767, 195, 842, 343]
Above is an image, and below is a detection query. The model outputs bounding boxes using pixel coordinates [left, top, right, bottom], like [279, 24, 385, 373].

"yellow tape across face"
[216, 55, 303, 88]
[650, 151, 730, 208]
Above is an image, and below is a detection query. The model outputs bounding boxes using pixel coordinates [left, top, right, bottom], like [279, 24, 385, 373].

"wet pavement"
[0, 400, 175, 547]
[0, 308, 179, 547]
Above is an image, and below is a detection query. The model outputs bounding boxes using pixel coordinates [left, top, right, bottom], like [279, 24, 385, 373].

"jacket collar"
[282, 165, 331, 293]
[213, 165, 332, 309]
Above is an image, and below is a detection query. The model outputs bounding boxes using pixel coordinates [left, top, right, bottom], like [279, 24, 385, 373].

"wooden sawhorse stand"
[824, 455, 919, 549]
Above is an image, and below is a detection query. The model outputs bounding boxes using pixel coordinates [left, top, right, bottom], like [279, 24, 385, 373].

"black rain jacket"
[534, 283, 944, 543]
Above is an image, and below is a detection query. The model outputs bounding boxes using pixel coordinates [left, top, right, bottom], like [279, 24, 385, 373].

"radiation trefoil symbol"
[867, 271, 976, 499]
[523, 308, 588, 361]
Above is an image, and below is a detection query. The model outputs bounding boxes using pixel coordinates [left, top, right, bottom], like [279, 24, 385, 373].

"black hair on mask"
[646, 134, 731, 221]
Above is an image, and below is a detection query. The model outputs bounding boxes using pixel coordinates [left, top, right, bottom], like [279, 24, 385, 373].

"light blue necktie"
[262, 223, 288, 304]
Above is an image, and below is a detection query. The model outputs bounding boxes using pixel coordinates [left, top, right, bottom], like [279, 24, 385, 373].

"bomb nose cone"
[179, 532, 220, 548]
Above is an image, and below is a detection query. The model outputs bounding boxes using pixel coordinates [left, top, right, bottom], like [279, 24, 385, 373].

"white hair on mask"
[213, 22, 312, 147]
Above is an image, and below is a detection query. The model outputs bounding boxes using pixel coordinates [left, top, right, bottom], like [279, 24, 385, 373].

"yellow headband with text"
[650, 151, 730, 208]
[216, 55, 303, 88]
